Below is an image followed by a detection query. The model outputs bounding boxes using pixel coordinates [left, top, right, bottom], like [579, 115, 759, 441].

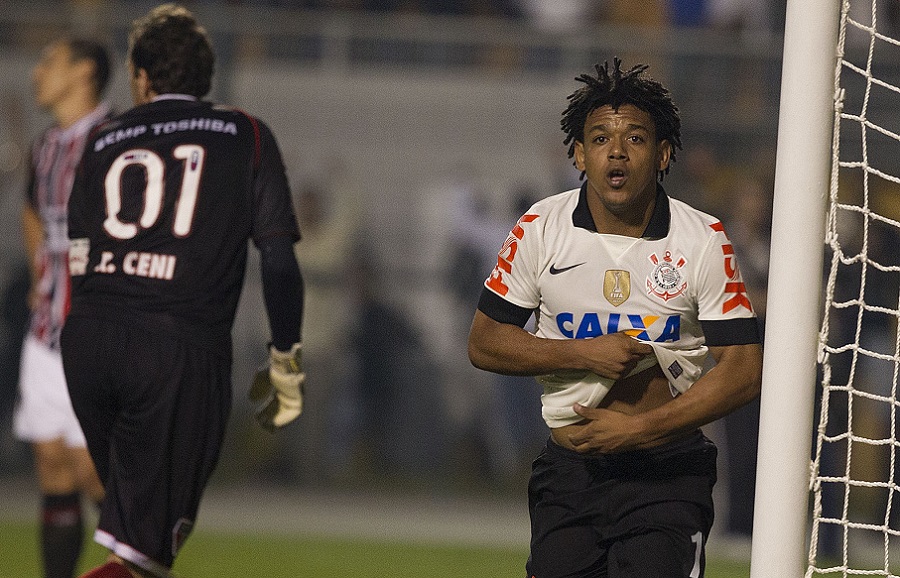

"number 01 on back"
[67, 98, 299, 346]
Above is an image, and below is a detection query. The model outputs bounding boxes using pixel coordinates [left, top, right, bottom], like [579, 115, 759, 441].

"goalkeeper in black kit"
[61, 4, 304, 577]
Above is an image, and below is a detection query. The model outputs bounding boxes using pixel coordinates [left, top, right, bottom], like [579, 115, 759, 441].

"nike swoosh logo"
[549, 262, 585, 275]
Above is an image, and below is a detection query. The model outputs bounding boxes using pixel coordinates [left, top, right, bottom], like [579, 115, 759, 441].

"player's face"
[32, 42, 80, 110]
[574, 104, 671, 226]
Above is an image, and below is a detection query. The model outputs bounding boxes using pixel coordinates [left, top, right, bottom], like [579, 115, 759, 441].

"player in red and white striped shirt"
[13, 36, 112, 578]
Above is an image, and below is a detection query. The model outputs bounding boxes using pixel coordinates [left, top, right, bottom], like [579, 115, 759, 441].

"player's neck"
[587, 194, 654, 237]
[53, 93, 100, 130]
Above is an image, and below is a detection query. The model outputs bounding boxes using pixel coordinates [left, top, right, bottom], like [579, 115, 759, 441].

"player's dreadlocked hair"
[128, 3, 214, 98]
[561, 58, 682, 181]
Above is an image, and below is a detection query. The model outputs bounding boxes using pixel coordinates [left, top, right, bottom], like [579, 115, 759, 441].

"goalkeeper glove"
[249, 342, 304, 432]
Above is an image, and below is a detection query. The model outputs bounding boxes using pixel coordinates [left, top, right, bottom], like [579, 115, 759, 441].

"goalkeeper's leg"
[64, 316, 230, 578]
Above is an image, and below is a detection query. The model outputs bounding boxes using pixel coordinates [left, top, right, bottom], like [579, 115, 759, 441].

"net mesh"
[808, 1, 900, 576]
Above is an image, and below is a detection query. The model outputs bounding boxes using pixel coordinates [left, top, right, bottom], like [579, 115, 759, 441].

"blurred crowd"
[18, 0, 787, 34]
[207, 0, 781, 33]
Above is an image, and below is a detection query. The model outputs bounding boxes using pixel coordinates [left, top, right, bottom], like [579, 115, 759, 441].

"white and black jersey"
[478, 183, 760, 427]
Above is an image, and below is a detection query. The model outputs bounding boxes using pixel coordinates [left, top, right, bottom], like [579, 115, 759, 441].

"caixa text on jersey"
[556, 312, 681, 342]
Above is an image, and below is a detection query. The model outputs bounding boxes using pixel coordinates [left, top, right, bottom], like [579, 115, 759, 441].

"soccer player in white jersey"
[468, 59, 763, 577]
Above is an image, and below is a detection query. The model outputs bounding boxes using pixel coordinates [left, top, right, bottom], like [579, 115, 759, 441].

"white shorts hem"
[95, 529, 172, 577]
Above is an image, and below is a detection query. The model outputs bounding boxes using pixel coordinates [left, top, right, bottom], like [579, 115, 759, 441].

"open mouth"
[607, 168, 627, 188]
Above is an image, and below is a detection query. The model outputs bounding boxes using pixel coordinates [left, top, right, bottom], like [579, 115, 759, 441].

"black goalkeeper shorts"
[526, 432, 717, 578]
[61, 313, 232, 574]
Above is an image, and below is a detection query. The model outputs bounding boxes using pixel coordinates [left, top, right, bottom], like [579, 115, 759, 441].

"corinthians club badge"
[647, 251, 687, 301]
[604, 270, 630, 306]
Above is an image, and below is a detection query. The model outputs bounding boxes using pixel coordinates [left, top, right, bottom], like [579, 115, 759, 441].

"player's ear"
[73, 58, 96, 88]
[657, 139, 672, 172]
[573, 140, 586, 172]
[130, 67, 154, 105]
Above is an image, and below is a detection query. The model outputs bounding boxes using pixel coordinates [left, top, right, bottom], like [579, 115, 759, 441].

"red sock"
[78, 561, 133, 578]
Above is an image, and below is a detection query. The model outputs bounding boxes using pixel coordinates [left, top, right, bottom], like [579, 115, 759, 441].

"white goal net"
[808, 0, 900, 575]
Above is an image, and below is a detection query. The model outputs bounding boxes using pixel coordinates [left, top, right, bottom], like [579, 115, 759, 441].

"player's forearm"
[633, 343, 763, 445]
[22, 205, 43, 278]
[259, 235, 304, 351]
[467, 310, 585, 376]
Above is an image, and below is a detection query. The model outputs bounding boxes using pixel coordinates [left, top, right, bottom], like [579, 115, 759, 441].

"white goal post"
[749, 0, 841, 576]
[752, 0, 900, 575]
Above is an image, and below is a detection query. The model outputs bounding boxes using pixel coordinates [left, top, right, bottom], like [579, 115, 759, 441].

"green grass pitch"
[0, 521, 752, 577]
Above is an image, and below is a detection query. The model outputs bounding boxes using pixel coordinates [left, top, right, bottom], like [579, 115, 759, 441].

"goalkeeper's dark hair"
[128, 3, 214, 98]
[561, 58, 682, 181]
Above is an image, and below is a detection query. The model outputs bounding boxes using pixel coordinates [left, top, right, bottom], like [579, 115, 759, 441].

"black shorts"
[526, 432, 717, 578]
[61, 314, 232, 574]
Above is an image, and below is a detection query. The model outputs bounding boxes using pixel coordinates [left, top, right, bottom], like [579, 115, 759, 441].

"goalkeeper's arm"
[253, 235, 304, 430]
[259, 234, 303, 350]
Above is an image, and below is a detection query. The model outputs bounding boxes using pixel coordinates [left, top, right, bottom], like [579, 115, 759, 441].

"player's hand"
[566, 404, 647, 453]
[249, 343, 304, 432]
[578, 332, 653, 380]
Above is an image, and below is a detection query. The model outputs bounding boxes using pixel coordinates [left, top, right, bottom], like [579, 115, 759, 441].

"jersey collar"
[51, 101, 112, 141]
[152, 94, 199, 102]
[572, 181, 670, 239]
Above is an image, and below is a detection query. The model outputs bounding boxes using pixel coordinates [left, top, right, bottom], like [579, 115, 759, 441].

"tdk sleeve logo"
[486, 213, 539, 296]
[710, 222, 753, 314]
[556, 312, 681, 341]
